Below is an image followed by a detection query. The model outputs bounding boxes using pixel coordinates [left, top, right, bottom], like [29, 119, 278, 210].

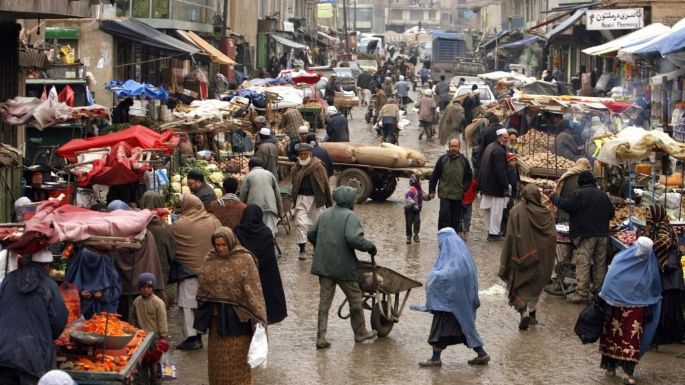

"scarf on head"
[555, 158, 592, 195]
[139, 191, 163, 210]
[196, 227, 267, 324]
[171, 194, 221, 274]
[647, 204, 677, 269]
[499, 184, 556, 309]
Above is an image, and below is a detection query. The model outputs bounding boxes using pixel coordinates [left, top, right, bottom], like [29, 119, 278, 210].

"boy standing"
[405, 174, 426, 244]
[130, 273, 168, 385]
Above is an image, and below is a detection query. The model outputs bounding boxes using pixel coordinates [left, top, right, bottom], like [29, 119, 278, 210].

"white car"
[449, 76, 483, 96]
[454, 84, 495, 103]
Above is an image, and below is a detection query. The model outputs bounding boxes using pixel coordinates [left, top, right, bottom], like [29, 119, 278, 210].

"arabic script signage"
[587, 8, 644, 30]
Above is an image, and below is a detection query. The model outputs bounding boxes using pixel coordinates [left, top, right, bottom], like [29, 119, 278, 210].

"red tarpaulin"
[76, 142, 146, 187]
[56, 125, 174, 161]
[602, 101, 637, 114]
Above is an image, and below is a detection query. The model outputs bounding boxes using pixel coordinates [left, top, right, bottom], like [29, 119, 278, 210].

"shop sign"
[587, 8, 644, 30]
[317, 3, 333, 19]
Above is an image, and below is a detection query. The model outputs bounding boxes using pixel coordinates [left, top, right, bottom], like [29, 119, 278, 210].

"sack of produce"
[319, 142, 358, 163]
[354, 146, 400, 168]
[380, 142, 427, 167]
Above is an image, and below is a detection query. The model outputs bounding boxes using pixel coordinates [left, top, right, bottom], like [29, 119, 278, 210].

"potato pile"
[519, 152, 576, 169]
[520, 129, 554, 154]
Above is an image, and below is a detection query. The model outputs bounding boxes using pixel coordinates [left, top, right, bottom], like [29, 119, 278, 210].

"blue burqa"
[599, 245, 662, 356]
[65, 247, 121, 319]
[423, 228, 483, 348]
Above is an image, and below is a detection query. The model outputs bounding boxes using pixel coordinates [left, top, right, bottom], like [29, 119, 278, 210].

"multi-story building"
[0, 1, 92, 222]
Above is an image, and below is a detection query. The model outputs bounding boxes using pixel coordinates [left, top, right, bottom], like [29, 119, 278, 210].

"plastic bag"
[60, 281, 81, 324]
[247, 323, 268, 368]
[158, 352, 177, 380]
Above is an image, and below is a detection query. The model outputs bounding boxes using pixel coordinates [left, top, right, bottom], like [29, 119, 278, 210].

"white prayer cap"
[31, 249, 54, 264]
[496, 128, 508, 136]
[635, 237, 653, 258]
[259, 127, 271, 136]
[298, 125, 309, 134]
[38, 370, 76, 385]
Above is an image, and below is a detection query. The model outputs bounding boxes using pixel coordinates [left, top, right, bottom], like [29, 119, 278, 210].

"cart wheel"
[337, 168, 372, 203]
[369, 174, 398, 201]
[371, 301, 394, 337]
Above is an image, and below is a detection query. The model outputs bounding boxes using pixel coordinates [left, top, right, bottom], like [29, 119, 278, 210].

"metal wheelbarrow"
[337, 256, 422, 337]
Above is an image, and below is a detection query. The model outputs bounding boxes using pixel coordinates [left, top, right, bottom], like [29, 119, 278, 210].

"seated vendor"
[231, 126, 254, 154]
[65, 246, 122, 319]
[550, 120, 581, 161]
[252, 115, 267, 134]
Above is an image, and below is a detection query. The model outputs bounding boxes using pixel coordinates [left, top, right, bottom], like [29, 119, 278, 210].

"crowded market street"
[161, 100, 685, 385]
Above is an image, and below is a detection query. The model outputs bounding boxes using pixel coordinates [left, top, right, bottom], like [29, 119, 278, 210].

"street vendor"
[0, 249, 68, 385]
[325, 106, 349, 142]
[325, 74, 341, 106]
[379, 96, 401, 144]
[551, 120, 582, 161]
[252, 115, 268, 134]
[64, 247, 121, 319]
[281, 108, 306, 138]
[187, 170, 218, 208]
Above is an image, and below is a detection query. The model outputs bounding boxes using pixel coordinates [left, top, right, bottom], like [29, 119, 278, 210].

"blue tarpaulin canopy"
[482, 30, 510, 48]
[633, 19, 685, 56]
[106, 80, 169, 101]
[500, 35, 540, 49]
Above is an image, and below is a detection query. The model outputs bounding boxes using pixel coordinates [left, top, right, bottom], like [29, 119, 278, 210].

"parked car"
[449, 76, 484, 96]
[453, 84, 495, 103]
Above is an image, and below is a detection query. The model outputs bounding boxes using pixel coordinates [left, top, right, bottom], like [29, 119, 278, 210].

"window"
[356, 8, 372, 22]
[152, 0, 170, 19]
[115, 0, 130, 17]
[132, 0, 151, 18]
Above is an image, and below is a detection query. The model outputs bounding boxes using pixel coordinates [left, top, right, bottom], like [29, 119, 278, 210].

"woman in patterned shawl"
[194, 227, 267, 385]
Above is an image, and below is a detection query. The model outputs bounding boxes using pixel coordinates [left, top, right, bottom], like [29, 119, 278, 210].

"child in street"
[405, 174, 426, 244]
[130, 273, 168, 385]
[462, 179, 478, 241]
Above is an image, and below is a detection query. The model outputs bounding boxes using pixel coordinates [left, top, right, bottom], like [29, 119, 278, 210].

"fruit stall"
[58, 313, 155, 385]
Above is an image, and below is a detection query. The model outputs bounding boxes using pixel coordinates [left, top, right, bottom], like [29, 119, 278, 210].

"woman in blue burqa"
[417, 227, 489, 367]
[598, 237, 662, 385]
[65, 247, 121, 319]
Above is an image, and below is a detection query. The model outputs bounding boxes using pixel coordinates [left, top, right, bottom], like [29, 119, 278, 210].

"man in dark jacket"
[551, 171, 614, 304]
[325, 106, 349, 142]
[462, 84, 481, 125]
[433, 75, 451, 112]
[0, 249, 68, 384]
[187, 169, 217, 208]
[479, 128, 510, 240]
[473, 113, 503, 177]
[357, 70, 373, 106]
[429, 138, 473, 234]
[308, 186, 377, 349]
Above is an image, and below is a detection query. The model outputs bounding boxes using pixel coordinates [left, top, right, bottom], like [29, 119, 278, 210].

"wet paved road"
[167, 93, 685, 384]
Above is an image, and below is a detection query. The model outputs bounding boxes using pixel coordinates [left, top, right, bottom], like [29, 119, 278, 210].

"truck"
[430, 32, 467, 82]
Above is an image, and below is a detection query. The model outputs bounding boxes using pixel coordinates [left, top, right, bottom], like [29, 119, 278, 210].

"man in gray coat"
[240, 157, 283, 235]
[254, 127, 280, 177]
[308, 186, 377, 349]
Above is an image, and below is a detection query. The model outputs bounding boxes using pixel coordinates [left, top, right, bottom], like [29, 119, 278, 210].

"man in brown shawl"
[499, 184, 556, 330]
[291, 143, 333, 260]
[171, 194, 221, 350]
[208, 176, 246, 229]
[139, 191, 176, 305]
[438, 98, 466, 146]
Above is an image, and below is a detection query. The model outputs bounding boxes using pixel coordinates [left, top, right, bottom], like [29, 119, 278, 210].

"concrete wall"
[43, 19, 114, 106]
[0, 0, 91, 18]
[230, 0, 258, 48]
[601, 0, 685, 27]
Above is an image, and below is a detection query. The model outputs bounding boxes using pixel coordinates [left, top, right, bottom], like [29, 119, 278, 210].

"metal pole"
[353, 0, 357, 33]
[343, 0, 350, 54]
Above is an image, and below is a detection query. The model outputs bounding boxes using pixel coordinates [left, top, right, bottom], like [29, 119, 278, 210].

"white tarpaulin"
[616, 19, 685, 63]
[582, 23, 669, 56]
[596, 125, 685, 165]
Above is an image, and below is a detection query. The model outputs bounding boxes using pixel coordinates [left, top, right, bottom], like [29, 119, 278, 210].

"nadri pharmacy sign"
[587, 8, 644, 30]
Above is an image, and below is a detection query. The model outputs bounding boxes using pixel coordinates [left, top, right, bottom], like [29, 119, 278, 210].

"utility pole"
[353, 0, 357, 33]
[342, 0, 350, 54]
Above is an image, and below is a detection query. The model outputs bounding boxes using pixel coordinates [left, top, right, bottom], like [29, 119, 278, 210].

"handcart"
[544, 224, 577, 297]
[337, 256, 422, 337]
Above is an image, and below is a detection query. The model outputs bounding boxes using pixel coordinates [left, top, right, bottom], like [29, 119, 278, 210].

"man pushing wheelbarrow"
[307, 186, 378, 349]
